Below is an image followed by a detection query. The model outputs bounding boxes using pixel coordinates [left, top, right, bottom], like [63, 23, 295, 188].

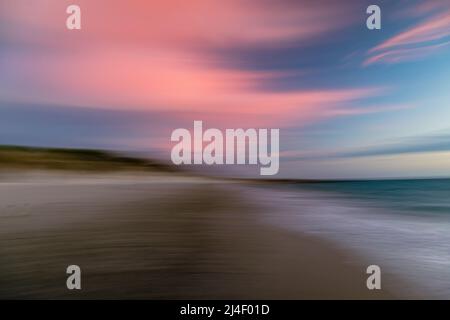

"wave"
[251, 183, 450, 299]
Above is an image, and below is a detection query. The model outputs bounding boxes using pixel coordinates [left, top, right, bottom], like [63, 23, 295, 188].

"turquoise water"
[297, 178, 450, 215]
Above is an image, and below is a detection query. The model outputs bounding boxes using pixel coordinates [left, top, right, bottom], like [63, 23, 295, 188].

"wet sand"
[0, 173, 396, 299]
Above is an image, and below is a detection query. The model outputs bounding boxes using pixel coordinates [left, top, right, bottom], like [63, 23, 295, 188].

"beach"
[0, 172, 399, 299]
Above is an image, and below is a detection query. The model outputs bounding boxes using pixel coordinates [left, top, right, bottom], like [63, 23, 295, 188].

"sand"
[0, 173, 397, 299]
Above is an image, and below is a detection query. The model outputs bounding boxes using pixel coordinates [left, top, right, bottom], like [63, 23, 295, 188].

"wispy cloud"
[2, 48, 385, 127]
[364, 41, 450, 66]
[0, 0, 360, 49]
[365, 4, 450, 66]
[285, 130, 450, 160]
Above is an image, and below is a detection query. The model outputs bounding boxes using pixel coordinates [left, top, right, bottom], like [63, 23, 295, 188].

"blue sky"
[1, 0, 450, 178]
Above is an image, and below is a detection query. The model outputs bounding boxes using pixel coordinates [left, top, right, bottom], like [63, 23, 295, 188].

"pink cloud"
[5, 49, 384, 128]
[1, 0, 358, 49]
[364, 41, 450, 66]
[365, 7, 450, 66]
[1, 0, 389, 131]
[371, 13, 450, 52]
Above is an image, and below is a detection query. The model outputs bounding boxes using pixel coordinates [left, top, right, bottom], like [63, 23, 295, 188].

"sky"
[1, 0, 450, 179]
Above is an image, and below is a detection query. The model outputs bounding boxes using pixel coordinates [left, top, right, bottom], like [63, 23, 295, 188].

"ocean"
[259, 179, 450, 298]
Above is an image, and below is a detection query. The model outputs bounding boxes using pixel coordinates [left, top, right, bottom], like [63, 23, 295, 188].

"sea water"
[259, 179, 450, 298]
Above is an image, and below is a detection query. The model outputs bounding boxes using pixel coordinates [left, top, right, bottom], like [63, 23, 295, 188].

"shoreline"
[241, 183, 425, 299]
